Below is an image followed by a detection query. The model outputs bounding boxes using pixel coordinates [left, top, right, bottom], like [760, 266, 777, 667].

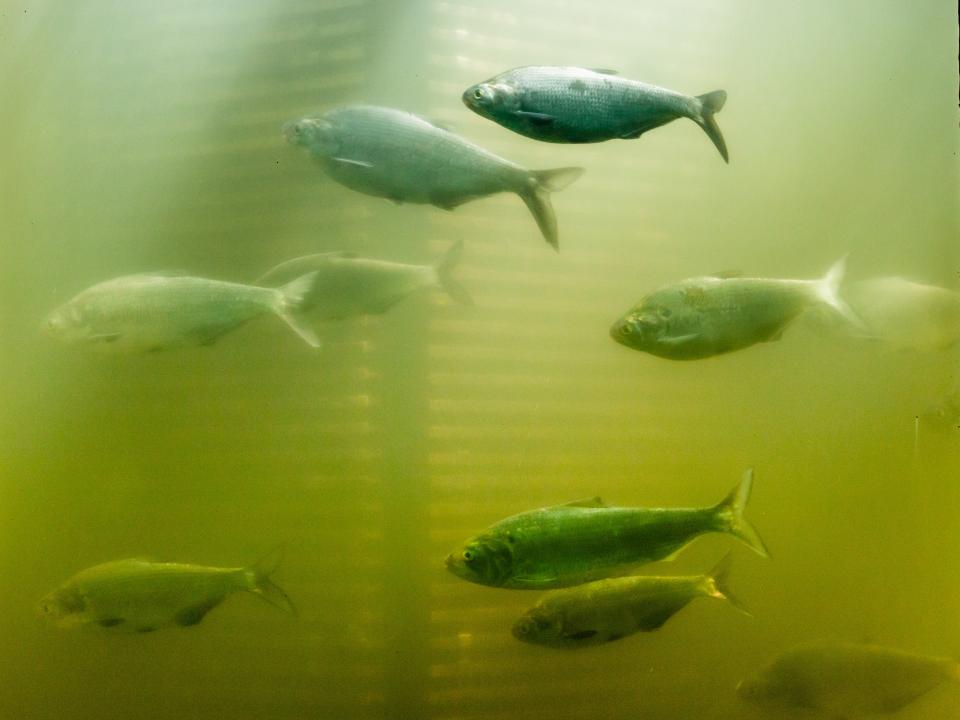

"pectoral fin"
[98, 617, 125, 628]
[660, 333, 700, 346]
[89, 333, 121, 343]
[565, 630, 598, 641]
[330, 157, 373, 169]
[562, 496, 606, 508]
[515, 110, 555, 126]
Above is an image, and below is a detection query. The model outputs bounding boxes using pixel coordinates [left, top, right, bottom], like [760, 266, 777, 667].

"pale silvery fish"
[256, 240, 472, 320]
[738, 640, 960, 717]
[847, 277, 960, 352]
[512, 553, 747, 649]
[463, 66, 728, 162]
[610, 257, 861, 360]
[445, 468, 768, 590]
[43, 271, 321, 352]
[38, 552, 294, 633]
[282, 105, 584, 250]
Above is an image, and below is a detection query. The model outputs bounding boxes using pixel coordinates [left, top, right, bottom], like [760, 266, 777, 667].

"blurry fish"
[610, 257, 861, 360]
[43, 272, 321, 352]
[845, 277, 960, 352]
[920, 388, 960, 433]
[445, 468, 768, 590]
[38, 551, 295, 633]
[738, 640, 960, 717]
[512, 552, 748, 649]
[463, 66, 728, 162]
[256, 240, 472, 320]
[283, 105, 583, 250]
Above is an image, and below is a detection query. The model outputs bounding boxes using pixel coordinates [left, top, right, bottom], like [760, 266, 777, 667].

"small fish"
[610, 257, 861, 360]
[256, 240, 472, 320]
[512, 553, 748, 649]
[738, 640, 960, 717]
[922, 389, 960, 432]
[846, 277, 960, 352]
[463, 66, 728, 162]
[43, 271, 321, 352]
[38, 551, 295, 633]
[445, 468, 768, 590]
[283, 105, 583, 250]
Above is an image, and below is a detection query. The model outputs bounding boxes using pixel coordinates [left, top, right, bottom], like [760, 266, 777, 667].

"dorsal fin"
[709, 270, 742, 279]
[590, 68, 618, 75]
[563, 496, 606, 508]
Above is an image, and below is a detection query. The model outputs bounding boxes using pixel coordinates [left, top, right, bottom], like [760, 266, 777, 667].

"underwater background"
[1, 1, 958, 718]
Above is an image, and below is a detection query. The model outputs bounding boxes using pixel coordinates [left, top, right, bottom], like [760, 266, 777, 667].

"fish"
[256, 240, 472, 320]
[610, 257, 862, 360]
[282, 105, 583, 250]
[462, 66, 728, 162]
[43, 271, 321, 352]
[921, 388, 960, 432]
[845, 277, 960, 352]
[511, 552, 748, 649]
[445, 468, 768, 590]
[737, 640, 960, 717]
[37, 551, 295, 633]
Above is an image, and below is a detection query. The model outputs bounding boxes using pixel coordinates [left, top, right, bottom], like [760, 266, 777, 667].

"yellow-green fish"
[256, 240, 472, 319]
[446, 468, 768, 589]
[38, 552, 295, 633]
[738, 640, 960, 717]
[610, 257, 861, 360]
[512, 553, 747, 649]
[43, 271, 321, 352]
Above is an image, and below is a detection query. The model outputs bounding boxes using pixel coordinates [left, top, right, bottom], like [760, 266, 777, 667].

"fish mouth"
[609, 319, 636, 346]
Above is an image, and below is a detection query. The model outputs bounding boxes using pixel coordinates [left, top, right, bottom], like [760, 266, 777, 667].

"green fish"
[463, 66, 728, 162]
[445, 468, 768, 589]
[43, 271, 321, 352]
[38, 552, 295, 633]
[256, 240, 472, 320]
[512, 552, 748, 649]
[610, 257, 861, 360]
[738, 640, 960, 717]
[283, 105, 583, 250]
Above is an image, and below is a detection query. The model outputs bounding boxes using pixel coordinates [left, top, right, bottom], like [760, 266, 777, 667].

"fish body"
[462, 66, 728, 162]
[610, 257, 860, 360]
[445, 469, 768, 590]
[43, 272, 320, 351]
[847, 277, 960, 351]
[283, 105, 583, 249]
[738, 640, 960, 717]
[512, 553, 746, 649]
[257, 241, 472, 320]
[38, 554, 294, 633]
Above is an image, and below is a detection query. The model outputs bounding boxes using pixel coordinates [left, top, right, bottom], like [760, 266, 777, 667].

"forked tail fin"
[433, 240, 473, 305]
[246, 547, 297, 616]
[276, 272, 322, 348]
[704, 552, 751, 616]
[712, 468, 770, 558]
[520, 167, 584, 251]
[814, 255, 866, 331]
[693, 90, 729, 163]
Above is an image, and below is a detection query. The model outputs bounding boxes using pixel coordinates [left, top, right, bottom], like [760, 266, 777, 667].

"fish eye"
[618, 324, 632, 337]
[473, 88, 484, 100]
[462, 549, 474, 562]
[659, 307, 672, 318]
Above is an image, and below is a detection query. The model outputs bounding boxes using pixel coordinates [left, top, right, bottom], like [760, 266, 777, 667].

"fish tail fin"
[814, 255, 866, 331]
[704, 552, 752, 616]
[433, 240, 473, 305]
[713, 468, 770, 558]
[246, 547, 297, 616]
[520, 167, 585, 251]
[693, 90, 729, 163]
[276, 272, 322, 348]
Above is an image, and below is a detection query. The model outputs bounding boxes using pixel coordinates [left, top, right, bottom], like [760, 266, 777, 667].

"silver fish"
[463, 66, 728, 162]
[257, 240, 472, 320]
[610, 257, 861, 360]
[43, 271, 321, 351]
[738, 640, 960, 717]
[38, 552, 295, 633]
[282, 105, 583, 250]
[512, 553, 747, 649]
